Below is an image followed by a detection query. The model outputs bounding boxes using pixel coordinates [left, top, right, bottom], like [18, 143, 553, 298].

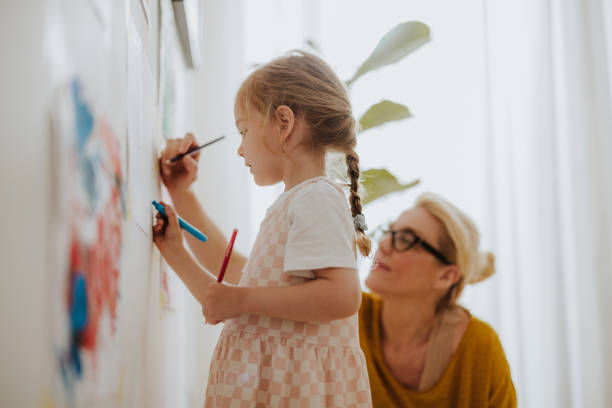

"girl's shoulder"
[267, 177, 344, 215]
[294, 176, 344, 196]
[288, 177, 347, 209]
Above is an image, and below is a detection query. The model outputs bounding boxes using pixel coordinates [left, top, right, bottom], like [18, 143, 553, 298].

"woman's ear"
[434, 265, 461, 291]
[274, 105, 296, 144]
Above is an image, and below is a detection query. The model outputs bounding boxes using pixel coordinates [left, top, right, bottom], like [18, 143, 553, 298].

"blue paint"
[70, 341, 82, 377]
[79, 155, 98, 209]
[70, 274, 87, 332]
[71, 78, 99, 207]
[71, 79, 93, 150]
[59, 353, 69, 386]
[68, 272, 87, 379]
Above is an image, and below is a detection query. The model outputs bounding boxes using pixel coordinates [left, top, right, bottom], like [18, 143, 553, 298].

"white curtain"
[238, 1, 612, 406]
[477, 0, 612, 406]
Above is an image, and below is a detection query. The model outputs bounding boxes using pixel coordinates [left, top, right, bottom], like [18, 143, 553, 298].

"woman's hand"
[152, 201, 185, 256]
[201, 284, 246, 324]
[159, 132, 200, 194]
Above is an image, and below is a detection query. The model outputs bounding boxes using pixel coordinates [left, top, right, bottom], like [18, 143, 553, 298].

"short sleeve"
[283, 182, 357, 278]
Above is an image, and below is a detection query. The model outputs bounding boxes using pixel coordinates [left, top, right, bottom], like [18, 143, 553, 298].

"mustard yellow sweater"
[359, 292, 516, 407]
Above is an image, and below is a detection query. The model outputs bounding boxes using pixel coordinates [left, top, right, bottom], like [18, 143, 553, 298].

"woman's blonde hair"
[415, 193, 495, 311]
[235, 50, 371, 256]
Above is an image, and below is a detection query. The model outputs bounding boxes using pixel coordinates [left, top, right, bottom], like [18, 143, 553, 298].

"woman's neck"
[282, 150, 326, 191]
[380, 296, 438, 351]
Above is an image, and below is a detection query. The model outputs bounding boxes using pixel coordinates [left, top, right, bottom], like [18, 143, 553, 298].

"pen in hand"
[166, 135, 225, 164]
[152, 200, 208, 242]
[218, 229, 238, 283]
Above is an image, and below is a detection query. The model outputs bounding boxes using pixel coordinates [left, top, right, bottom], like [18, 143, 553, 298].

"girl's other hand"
[201, 284, 245, 324]
[159, 132, 200, 194]
[153, 201, 184, 255]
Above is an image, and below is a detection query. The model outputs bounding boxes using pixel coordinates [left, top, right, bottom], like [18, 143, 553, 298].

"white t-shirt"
[281, 177, 358, 279]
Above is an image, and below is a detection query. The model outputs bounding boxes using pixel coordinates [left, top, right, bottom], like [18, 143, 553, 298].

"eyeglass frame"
[379, 227, 451, 265]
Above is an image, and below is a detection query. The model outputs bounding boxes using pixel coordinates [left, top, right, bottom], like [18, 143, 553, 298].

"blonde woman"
[359, 193, 516, 407]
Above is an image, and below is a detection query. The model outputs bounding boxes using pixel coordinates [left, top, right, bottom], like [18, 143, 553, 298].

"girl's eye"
[239, 130, 247, 138]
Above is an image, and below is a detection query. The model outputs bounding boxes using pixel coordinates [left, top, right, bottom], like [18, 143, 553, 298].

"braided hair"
[236, 50, 372, 256]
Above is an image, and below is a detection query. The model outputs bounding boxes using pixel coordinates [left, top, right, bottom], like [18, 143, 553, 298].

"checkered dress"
[205, 178, 372, 407]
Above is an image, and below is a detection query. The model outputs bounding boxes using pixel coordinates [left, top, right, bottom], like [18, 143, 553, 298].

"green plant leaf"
[359, 100, 411, 132]
[361, 168, 419, 205]
[346, 21, 430, 87]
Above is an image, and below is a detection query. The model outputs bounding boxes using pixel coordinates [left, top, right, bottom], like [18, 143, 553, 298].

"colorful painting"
[50, 78, 125, 406]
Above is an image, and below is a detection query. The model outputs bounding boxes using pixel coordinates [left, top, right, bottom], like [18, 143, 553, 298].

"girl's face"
[234, 103, 284, 186]
[365, 207, 455, 300]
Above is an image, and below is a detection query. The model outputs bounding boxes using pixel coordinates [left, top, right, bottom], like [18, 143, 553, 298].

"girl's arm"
[169, 188, 247, 285]
[153, 202, 216, 305]
[202, 267, 362, 324]
[163, 245, 216, 306]
[159, 133, 247, 285]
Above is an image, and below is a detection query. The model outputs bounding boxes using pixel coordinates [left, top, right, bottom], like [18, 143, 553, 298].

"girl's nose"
[237, 144, 244, 157]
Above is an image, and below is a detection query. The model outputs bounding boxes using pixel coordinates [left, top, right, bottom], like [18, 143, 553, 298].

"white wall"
[0, 1, 248, 407]
[1, 2, 53, 407]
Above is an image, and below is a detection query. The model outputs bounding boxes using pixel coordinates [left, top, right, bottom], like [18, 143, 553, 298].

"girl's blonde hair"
[236, 50, 371, 256]
[415, 193, 495, 311]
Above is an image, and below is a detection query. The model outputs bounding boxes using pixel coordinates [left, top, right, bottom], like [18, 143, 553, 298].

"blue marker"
[152, 200, 208, 242]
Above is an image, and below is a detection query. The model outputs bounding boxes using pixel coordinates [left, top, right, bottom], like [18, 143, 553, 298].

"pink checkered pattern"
[205, 178, 372, 407]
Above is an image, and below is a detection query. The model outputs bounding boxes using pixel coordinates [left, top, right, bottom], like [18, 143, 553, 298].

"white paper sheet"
[127, 14, 154, 235]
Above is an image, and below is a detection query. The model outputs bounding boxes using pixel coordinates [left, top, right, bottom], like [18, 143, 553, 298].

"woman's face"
[366, 206, 453, 299]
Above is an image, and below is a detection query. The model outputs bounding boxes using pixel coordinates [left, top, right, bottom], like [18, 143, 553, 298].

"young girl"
[153, 51, 372, 407]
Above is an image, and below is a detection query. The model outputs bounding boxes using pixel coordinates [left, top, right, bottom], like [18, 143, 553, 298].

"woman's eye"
[398, 234, 413, 245]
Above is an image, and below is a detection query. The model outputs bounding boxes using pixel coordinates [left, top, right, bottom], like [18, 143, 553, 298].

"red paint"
[80, 191, 122, 350]
[63, 117, 124, 378]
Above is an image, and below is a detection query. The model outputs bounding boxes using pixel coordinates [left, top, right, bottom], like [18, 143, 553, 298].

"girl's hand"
[152, 201, 184, 256]
[201, 284, 245, 324]
[159, 133, 200, 194]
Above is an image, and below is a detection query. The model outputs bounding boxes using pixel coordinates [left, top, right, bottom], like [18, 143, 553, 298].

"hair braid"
[346, 151, 371, 257]
[235, 50, 372, 256]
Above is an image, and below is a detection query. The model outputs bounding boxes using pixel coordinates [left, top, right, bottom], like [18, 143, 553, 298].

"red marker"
[217, 229, 238, 283]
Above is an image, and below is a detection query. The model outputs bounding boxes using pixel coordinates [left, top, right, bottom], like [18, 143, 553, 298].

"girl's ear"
[274, 105, 296, 144]
[433, 265, 461, 292]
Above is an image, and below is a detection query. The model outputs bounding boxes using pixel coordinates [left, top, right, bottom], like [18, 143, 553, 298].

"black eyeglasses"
[380, 228, 451, 265]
